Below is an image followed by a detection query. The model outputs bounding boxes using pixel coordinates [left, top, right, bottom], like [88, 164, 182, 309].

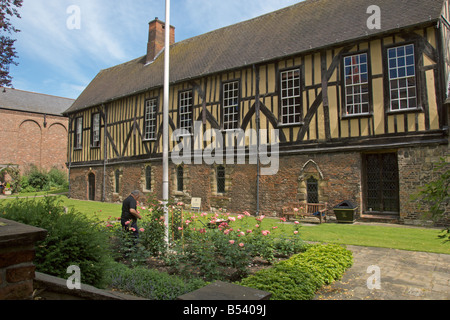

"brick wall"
[0, 109, 68, 174]
[0, 218, 47, 300]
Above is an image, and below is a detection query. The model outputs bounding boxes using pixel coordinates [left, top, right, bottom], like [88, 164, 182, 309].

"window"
[223, 81, 240, 130]
[145, 166, 152, 191]
[343, 53, 370, 115]
[217, 166, 226, 193]
[307, 176, 319, 203]
[387, 44, 417, 111]
[280, 68, 302, 125]
[115, 170, 120, 193]
[74, 117, 83, 149]
[178, 90, 193, 134]
[144, 99, 158, 141]
[363, 153, 399, 213]
[91, 113, 100, 147]
[177, 166, 184, 192]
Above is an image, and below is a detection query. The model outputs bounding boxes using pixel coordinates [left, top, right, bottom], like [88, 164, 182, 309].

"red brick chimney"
[146, 18, 175, 64]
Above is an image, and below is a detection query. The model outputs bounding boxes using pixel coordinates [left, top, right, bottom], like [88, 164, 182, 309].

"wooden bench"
[282, 202, 328, 224]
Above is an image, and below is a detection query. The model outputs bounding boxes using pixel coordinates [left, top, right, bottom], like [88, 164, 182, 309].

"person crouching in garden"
[121, 190, 143, 238]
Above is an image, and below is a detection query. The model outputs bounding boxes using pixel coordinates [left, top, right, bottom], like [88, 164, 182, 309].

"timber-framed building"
[64, 0, 450, 225]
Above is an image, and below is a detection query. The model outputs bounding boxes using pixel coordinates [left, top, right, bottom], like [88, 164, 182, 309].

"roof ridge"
[2, 87, 75, 101]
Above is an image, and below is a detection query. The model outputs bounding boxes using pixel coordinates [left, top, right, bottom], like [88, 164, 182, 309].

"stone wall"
[68, 143, 449, 226]
[398, 144, 450, 226]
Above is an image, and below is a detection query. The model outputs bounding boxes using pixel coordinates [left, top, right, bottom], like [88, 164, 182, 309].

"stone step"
[358, 214, 400, 224]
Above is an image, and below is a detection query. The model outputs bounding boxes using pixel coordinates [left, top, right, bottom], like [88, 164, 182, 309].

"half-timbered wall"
[68, 25, 446, 167]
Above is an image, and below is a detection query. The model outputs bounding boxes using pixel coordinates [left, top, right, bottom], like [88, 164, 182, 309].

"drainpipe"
[254, 64, 261, 216]
[67, 116, 73, 199]
[102, 104, 108, 202]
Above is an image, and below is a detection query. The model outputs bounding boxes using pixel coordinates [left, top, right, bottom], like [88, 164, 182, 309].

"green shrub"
[48, 168, 69, 189]
[105, 262, 206, 300]
[239, 244, 353, 300]
[0, 197, 112, 288]
[27, 168, 49, 190]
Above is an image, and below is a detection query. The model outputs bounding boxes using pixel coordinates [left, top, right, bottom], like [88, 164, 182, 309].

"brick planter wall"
[0, 218, 47, 300]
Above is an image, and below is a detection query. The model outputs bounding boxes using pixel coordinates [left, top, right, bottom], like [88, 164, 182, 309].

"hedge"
[239, 244, 353, 300]
[105, 263, 206, 300]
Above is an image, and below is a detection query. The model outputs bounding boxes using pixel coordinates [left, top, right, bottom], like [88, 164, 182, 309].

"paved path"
[315, 245, 450, 300]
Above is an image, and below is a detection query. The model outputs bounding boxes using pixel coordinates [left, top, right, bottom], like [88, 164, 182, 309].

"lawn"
[1, 194, 448, 254]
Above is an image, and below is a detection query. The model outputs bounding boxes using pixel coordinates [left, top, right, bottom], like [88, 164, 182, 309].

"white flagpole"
[163, 0, 171, 245]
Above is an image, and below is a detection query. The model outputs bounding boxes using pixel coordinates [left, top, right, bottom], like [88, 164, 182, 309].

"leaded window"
[388, 44, 417, 111]
[364, 153, 399, 213]
[177, 166, 184, 192]
[344, 53, 370, 115]
[223, 81, 240, 130]
[144, 99, 158, 141]
[179, 90, 193, 134]
[115, 170, 120, 194]
[307, 176, 319, 204]
[217, 166, 226, 193]
[145, 166, 152, 191]
[280, 69, 302, 124]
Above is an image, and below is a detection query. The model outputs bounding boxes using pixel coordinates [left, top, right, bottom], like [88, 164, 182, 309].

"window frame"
[74, 116, 83, 150]
[384, 42, 421, 113]
[176, 166, 184, 192]
[144, 98, 158, 141]
[145, 166, 152, 191]
[279, 67, 303, 126]
[216, 165, 226, 194]
[341, 51, 372, 117]
[91, 112, 101, 148]
[178, 90, 194, 135]
[221, 80, 241, 131]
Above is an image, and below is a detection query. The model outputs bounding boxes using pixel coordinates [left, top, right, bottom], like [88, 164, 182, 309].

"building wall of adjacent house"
[0, 109, 68, 174]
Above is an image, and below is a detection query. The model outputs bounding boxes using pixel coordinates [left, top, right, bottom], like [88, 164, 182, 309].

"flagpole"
[163, 0, 171, 245]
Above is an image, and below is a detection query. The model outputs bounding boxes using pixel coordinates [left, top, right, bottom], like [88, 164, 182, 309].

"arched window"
[177, 166, 184, 192]
[217, 166, 226, 193]
[307, 176, 319, 203]
[145, 166, 152, 191]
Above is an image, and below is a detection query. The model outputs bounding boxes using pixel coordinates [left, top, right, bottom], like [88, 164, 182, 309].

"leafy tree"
[414, 158, 450, 242]
[0, 0, 23, 87]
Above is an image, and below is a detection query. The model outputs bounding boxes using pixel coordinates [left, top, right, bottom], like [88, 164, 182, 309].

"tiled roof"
[64, 0, 446, 115]
[1, 88, 74, 116]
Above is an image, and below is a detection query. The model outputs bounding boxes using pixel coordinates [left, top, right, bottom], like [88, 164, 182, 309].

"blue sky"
[8, 0, 301, 100]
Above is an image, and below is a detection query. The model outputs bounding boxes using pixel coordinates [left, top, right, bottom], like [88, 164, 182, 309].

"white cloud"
[9, 0, 303, 99]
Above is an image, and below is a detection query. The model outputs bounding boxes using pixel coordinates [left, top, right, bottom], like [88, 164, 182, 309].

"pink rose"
[229, 240, 235, 245]
[239, 243, 244, 247]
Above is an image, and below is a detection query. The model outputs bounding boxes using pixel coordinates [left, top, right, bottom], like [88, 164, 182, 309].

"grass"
[1, 194, 448, 254]
[298, 223, 449, 254]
